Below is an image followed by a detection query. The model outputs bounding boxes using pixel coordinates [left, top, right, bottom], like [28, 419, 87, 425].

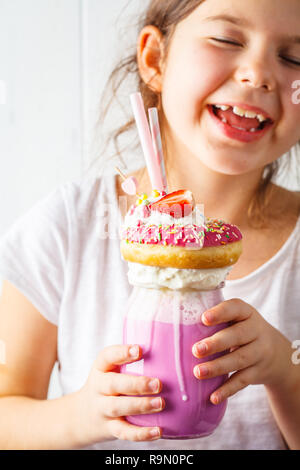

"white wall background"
[0, 0, 144, 400]
[0, 0, 299, 400]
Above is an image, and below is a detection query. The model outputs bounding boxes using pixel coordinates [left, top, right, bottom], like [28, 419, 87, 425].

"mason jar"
[121, 268, 229, 440]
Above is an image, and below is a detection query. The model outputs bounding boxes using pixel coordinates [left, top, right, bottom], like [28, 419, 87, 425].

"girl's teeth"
[231, 125, 258, 132]
[233, 106, 247, 117]
[231, 106, 267, 122]
[245, 110, 257, 119]
[212, 104, 268, 132]
[257, 114, 266, 123]
[215, 104, 230, 111]
[214, 104, 268, 122]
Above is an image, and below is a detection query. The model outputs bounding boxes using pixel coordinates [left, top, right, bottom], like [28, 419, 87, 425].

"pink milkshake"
[120, 188, 243, 439]
[121, 286, 228, 439]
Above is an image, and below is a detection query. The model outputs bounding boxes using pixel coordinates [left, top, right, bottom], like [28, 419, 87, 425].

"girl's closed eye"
[209, 37, 300, 68]
[279, 54, 300, 67]
[209, 37, 243, 48]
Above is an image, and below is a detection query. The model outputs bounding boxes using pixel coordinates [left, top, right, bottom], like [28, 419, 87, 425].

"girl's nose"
[234, 51, 276, 92]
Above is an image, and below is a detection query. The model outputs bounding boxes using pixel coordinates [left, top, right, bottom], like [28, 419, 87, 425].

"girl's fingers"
[210, 367, 257, 404]
[95, 344, 141, 372]
[98, 371, 161, 396]
[202, 298, 254, 326]
[193, 341, 260, 380]
[108, 418, 162, 442]
[102, 395, 165, 418]
[193, 320, 257, 358]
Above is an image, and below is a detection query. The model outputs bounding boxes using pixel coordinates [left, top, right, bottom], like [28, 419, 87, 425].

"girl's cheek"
[166, 36, 232, 92]
[162, 44, 234, 130]
[188, 45, 234, 96]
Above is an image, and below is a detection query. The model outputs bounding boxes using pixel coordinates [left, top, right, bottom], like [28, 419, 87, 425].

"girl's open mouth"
[207, 104, 274, 143]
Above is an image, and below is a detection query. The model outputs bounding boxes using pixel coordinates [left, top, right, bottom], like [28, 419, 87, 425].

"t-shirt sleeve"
[0, 185, 69, 326]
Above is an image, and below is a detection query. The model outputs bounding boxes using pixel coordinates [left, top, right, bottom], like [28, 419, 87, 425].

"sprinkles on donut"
[121, 189, 243, 269]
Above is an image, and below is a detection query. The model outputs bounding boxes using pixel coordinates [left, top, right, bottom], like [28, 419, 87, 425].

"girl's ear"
[137, 25, 165, 93]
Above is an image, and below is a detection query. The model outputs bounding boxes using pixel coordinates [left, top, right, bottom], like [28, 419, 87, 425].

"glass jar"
[121, 284, 228, 439]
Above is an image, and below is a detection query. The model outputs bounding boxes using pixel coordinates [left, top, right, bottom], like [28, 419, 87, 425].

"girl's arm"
[192, 299, 300, 450]
[0, 280, 82, 449]
[0, 281, 164, 449]
[0, 394, 83, 450]
[265, 347, 300, 450]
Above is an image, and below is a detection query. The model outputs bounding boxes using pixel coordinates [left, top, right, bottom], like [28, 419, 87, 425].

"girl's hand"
[192, 298, 291, 405]
[72, 344, 164, 446]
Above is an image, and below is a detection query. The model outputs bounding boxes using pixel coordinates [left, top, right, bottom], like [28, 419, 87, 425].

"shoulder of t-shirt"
[287, 192, 300, 260]
[293, 191, 300, 238]
[59, 172, 109, 203]
[57, 171, 117, 226]
[0, 172, 115, 325]
[43, 171, 114, 217]
[0, 172, 115, 249]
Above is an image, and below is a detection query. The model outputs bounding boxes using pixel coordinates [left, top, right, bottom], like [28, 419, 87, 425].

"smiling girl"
[0, 0, 300, 450]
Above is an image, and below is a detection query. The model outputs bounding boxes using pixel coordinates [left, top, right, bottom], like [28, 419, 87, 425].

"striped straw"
[148, 108, 168, 193]
[130, 93, 164, 192]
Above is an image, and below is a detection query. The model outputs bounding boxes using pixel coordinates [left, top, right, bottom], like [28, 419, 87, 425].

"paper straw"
[148, 108, 168, 193]
[130, 93, 164, 192]
[115, 166, 127, 181]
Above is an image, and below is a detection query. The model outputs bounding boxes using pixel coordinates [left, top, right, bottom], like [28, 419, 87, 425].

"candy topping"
[123, 223, 205, 249]
[151, 189, 161, 199]
[203, 218, 242, 247]
[122, 190, 242, 250]
[149, 190, 195, 218]
[137, 193, 149, 205]
[121, 176, 139, 195]
[122, 215, 242, 249]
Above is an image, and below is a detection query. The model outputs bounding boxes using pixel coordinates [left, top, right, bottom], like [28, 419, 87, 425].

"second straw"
[130, 92, 164, 193]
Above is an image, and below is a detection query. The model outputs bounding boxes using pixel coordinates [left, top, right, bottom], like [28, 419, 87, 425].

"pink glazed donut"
[121, 208, 243, 269]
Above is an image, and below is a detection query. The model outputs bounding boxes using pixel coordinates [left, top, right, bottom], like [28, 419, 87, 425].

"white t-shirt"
[0, 172, 299, 450]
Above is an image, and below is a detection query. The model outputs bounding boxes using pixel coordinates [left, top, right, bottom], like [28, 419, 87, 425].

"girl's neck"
[165, 154, 264, 230]
[158, 116, 267, 230]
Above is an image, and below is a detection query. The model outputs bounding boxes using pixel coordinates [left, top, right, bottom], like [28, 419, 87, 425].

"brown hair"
[91, 0, 300, 228]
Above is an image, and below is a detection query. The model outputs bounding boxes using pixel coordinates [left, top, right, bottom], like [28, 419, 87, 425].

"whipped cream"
[127, 262, 232, 291]
[124, 202, 205, 230]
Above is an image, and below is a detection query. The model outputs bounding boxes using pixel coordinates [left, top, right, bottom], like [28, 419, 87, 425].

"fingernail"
[196, 342, 207, 355]
[211, 392, 221, 405]
[129, 345, 139, 358]
[148, 379, 159, 392]
[202, 311, 213, 324]
[150, 397, 162, 410]
[197, 365, 209, 378]
[149, 427, 160, 437]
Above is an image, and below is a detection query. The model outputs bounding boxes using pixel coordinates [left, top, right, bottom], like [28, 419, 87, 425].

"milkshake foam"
[127, 262, 232, 291]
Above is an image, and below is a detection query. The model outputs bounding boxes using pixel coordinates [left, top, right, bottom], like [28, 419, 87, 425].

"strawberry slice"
[149, 190, 195, 218]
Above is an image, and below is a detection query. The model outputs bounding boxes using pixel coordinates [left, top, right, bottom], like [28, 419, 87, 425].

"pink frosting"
[122, 217, 242, 249]
[203, 219, 242, 247]
[123, 223, 205, 249]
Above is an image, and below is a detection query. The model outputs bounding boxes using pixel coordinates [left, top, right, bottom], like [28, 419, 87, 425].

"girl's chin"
[196, 132, 265, 174]
[197, 154, 258, 176]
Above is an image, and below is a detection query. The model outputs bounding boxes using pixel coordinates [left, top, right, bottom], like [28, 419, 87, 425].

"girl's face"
[161, 0, 300, 175]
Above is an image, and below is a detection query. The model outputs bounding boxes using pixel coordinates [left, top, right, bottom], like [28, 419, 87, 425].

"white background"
[0, 0, 144, 399]
[0, 0, 299, 400]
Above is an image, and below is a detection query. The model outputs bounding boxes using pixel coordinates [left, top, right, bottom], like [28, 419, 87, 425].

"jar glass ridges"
[121, 286, 228, 439]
